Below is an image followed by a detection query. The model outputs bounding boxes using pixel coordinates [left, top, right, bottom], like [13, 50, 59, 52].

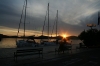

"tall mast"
[56, 10, 58, 37]
[56, 10, 58, 44]
[48, 3, 49, 37]
[23, 0, 27, 38]
[42, 8, 48, 36]
[16, 0, 25, 41]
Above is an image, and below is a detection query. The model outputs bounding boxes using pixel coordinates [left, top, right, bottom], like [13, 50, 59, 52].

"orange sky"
[0, 26, 70, 37]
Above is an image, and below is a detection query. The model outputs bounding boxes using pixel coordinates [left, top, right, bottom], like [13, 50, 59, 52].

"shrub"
[78, 29, 100, 48]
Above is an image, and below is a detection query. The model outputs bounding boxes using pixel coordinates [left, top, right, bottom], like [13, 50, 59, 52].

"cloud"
[0, 0, 100, 36]
[0, 26, 44, 36]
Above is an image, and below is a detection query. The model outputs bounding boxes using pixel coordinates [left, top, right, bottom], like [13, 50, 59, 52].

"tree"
[78, 29, 100, 48]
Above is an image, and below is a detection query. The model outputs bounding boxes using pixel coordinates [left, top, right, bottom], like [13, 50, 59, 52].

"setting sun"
[62, 34, 67, 38]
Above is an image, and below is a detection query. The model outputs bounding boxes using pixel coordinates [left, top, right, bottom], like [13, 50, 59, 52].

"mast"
[23, 0, 27, 38]
[16, 1, 25, 41]
[56, 10, 58, 37]
[48, 3, 49, 38]
[56, 10, 58, 44]
[98, 11, 100, 29]
[42, 8, 48, 36]
[16, 0, 25, 41]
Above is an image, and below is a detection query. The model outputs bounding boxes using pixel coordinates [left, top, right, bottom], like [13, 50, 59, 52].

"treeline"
[0, 34, 18, 38]
[0, 34, 78, 40]
[0, 34, 63, 39]
[67, 36, 79, 40]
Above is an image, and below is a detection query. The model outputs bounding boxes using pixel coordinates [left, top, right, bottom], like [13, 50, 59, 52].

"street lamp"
[87, 23, 96, 29]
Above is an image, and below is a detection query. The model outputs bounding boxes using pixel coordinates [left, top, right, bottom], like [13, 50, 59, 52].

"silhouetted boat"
[16, 0, 37, 48]
[41, 3, 58, 46]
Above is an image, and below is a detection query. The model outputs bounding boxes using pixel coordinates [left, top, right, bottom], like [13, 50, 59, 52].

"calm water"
[0, 38, 82, 48]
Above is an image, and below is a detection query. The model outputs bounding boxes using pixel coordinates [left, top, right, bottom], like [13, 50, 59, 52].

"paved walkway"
[34, 48, 100, 66]
[0, 47, 93, 66]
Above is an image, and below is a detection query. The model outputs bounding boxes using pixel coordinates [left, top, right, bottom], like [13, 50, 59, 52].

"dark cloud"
[0, 0, 100, 36]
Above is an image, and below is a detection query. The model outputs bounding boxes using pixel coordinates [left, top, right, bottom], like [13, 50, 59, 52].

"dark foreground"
[1, 48, 100, 66]
[17, 48, 100, 66]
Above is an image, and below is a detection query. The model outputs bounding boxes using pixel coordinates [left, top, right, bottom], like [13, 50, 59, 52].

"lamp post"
[87, 24, 96, 29]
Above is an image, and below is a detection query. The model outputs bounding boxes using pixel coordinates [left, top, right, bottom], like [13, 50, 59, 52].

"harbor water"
[0, 38, 82, 49]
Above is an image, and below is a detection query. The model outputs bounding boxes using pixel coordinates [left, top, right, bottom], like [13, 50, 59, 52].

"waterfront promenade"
[0, 47, 99, 66]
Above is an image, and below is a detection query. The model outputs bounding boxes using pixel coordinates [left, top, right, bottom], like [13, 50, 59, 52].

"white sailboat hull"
[16, 40, 37, 48]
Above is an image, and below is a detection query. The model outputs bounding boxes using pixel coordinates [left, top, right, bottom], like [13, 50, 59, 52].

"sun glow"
[62, 34, 67, 38]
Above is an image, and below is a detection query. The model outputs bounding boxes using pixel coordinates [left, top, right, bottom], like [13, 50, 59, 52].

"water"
[0, 38, 40, 48]
[0, 38, 17, 48]
[0, 38, 82, 48]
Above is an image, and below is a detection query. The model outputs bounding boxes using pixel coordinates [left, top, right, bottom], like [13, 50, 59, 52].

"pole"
[56, 10, 58, 37]
[16, 0, 25, 41]
[56, 10, 58, 44]
[98, 11, 100, 30]
[48, 3, 49, 40]
[23, 0, 27, 39]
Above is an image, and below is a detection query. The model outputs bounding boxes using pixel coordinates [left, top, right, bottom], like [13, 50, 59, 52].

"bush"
[78, 29, 100, 48]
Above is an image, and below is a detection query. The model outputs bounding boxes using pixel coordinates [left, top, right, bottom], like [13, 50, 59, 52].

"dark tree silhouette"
[78, 29, 100, 48]
[0, 34, 3, 41]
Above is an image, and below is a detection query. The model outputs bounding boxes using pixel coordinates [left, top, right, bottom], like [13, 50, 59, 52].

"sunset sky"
[0, 0, 100, 36]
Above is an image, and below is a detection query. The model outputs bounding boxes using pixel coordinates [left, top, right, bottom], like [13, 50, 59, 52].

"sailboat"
[16, 0, 37, 48]
[41, 3, 58, 46]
